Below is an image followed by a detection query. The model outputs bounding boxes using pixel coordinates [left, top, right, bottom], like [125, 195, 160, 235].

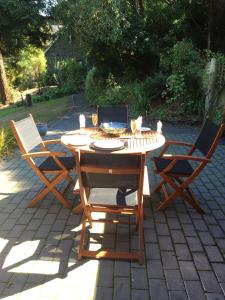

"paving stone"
[149, 279, 169, 300]
[212, 263, 225, 282]
[161, 251, 179, 270]
[167, 218, 182, 229]
[165, 269, 185, 291]
[199, 231, 216, 246]
[220, 283, 225, 296]
[98, 266, 114, 287]
[175, 244, 192, 260]
[95, 286, 113, 300]
[182, 224, 197, 237]
[144, 229, 157, 243]
[199, 271, 222, 293]
[184, 280, 206, 300]
[205, 246, 224, 262]
[147, 259, 164, 279]
[159, 236, 173, 251]
[145, 243, 161, 260]
[186, 237, 204, 252]
[131, 289, 149, 300]
[193, 252, 211, 271]
[169, 291, 188, 300]
[206, 293, 225, 300]
[114, 277, 130, 300]
[179, 261, 199, 280]
[131, 268, 148, 289]
[156, 223, 170, 235]
[114, 260, 130, 277]
[170, 230, 186, 243]
[193, 219, 208, 231]
[208, 225, 224, 238]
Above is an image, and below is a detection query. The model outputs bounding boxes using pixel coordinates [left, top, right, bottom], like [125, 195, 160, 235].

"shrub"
[52, 58, 86, 92]
[85, 67, 105, 105]
[160, 40, 204, 115]
[0, 127, 16, 157]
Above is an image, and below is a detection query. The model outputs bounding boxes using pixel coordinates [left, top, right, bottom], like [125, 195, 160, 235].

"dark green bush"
[52, 59, 86, 92]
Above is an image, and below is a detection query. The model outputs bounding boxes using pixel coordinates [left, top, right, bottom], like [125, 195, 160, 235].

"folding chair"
[75, 151, 145, 264]
[97, 105, 128, 126]
[10, 114, 75, 208]
[152, 118, 225, 214]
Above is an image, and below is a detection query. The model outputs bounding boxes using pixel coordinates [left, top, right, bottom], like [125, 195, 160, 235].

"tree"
[0, 0, 51, 104]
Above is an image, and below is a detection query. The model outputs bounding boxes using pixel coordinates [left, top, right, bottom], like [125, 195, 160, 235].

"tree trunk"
[0, 51, 12, 105]
[207, 0, 213, 50]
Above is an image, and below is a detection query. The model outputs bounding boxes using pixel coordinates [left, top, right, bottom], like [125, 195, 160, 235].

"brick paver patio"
[0, 94, 224, 300]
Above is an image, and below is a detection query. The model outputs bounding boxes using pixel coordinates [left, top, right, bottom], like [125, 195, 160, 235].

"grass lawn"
[0, 96, 72, 157]
[0, 96, 72, 129]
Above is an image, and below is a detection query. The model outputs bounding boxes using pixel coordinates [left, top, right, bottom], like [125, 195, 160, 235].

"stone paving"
[0, 93, 225, 300]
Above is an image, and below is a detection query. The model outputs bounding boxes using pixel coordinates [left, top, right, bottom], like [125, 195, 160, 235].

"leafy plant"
[0, 127, 16, 157]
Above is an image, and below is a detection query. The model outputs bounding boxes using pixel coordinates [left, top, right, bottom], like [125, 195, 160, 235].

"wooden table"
[61, 127, 166, 212]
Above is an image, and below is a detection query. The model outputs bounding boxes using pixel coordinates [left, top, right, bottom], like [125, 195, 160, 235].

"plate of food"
[91, 139, 125, 151]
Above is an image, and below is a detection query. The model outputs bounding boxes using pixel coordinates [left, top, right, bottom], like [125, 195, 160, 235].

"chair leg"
[28, 172, 72, 208]
[51, 187, 72, 208]
[27, 185, 50, 208]
[153, 179, 166, 193]
[78, 217, 86, 260]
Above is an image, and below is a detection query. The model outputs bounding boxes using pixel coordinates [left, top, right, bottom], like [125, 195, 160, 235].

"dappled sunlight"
[9, 260, 60, 275]
[0, 169, 27, 195]
[0, 237, 9, 253]
[3, 240, 40, 269]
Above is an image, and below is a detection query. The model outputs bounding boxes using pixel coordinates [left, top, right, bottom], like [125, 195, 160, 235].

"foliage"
[8, 46, 47, 90]
[52, 59, 86, 91]
[161, 40, 204, 115]
[85, 67, 105, 105]
[0, 0, 51, 55]
[0, 127, 16, 157]
[32, 87, 74, 103]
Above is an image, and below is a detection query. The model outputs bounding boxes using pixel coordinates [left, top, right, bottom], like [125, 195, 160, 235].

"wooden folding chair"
[97, 105, 128, 126]
[152, 118, 225, 214]
[10, 114, 76, 208]
[75, 151, 145, 264]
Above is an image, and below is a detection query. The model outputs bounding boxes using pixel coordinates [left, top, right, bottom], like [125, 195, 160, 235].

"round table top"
[61, 127, 165, 154]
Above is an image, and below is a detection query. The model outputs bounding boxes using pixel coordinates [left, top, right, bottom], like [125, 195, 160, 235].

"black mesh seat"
[39, 156, 75, 171]
[153, 157, 194, 175]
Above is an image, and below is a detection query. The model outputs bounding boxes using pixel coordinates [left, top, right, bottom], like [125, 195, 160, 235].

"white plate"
[61, 134, 89, 146]
[141, 127, 151, 132]
[92, 139, 124, 150]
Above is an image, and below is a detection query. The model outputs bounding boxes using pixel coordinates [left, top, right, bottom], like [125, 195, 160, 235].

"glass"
[92, 113, 98, 127]
[130, 119, 137, 134]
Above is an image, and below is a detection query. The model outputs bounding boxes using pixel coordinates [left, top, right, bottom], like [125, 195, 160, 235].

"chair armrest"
[165, 140, 194, 147]
[22, 151, 66, 158]
[159, 140, 194, 156]
[162, 154, 211, 163]
[42, 139, 61, 145]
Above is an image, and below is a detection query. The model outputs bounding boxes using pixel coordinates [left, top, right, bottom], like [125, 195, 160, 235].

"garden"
[1, 1, 225, 157]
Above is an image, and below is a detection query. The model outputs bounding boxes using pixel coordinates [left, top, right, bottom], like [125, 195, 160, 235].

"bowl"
[100, 122, 127, 136]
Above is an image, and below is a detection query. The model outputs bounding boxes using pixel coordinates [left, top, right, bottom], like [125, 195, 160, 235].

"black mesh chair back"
[194, 118, 222, 157]
[97, 105, 128, 126]
[80, 153, 141, 189]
